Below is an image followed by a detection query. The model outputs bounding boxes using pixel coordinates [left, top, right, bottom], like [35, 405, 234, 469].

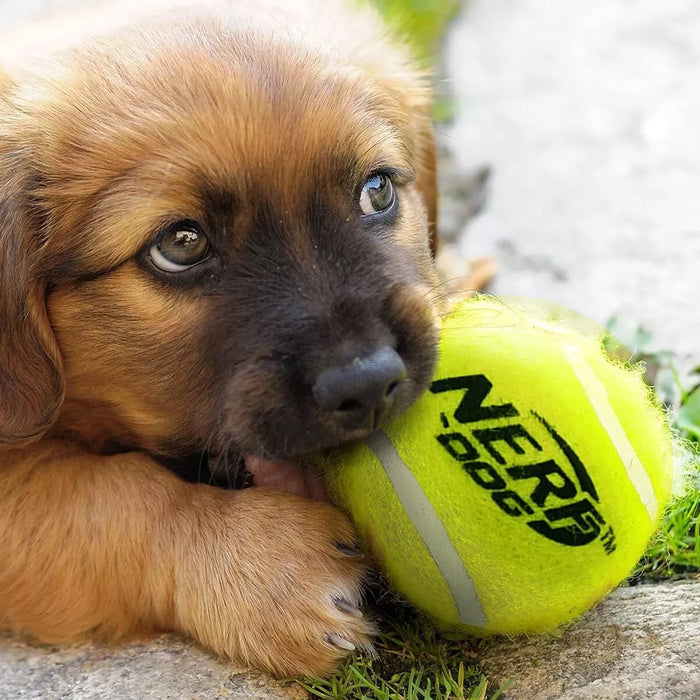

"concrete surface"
[0, 633, 304, 700]
[445, 0, 700, 362]
[480, 580, 700, 700]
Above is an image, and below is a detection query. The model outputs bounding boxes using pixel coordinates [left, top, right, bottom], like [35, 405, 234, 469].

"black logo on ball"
[431, 374, 616, 554]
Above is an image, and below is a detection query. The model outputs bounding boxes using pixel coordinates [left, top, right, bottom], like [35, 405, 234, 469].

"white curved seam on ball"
[562, 342, 658, 520]
[365, 429, 487, 627]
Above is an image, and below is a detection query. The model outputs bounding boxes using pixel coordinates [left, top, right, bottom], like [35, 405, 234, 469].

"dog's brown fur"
[0, 0, 440, 676]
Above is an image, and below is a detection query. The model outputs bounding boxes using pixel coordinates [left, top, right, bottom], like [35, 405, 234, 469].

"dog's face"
[0, 9, 440, 467]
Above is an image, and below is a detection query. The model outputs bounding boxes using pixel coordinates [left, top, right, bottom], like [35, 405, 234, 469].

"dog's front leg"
[0, 439, 371, 675]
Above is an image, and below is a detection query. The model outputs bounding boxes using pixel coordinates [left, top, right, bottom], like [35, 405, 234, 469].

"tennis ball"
[323, 297, 674, 634]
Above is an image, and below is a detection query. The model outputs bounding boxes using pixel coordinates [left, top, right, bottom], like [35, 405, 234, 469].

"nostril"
[337, 398, 363, 413]
[386, 381, 400, 397]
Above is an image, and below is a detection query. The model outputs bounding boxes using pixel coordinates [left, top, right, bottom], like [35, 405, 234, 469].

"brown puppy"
[0, 0, 440, 676]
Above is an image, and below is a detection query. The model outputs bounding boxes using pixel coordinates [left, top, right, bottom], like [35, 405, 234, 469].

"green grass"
[636, 483, 700, 580]
[366, 0, 462, 120]
[676, 382, 700, 443]
[367, 0, 462, 66]
[606, 317, 700, 581]
[634, 354, 700, 581]
[297, 593, 511, 700]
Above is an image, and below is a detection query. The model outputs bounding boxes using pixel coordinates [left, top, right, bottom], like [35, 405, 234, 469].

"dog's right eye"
[149, 222, 211, 273]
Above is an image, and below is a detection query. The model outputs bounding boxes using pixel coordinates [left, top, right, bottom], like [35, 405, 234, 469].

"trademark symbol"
[600, 526, 617, 555]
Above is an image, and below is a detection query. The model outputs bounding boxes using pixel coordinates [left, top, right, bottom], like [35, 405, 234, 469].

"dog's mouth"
[161, 451, 329, 501]
[243, 455, 329, 501]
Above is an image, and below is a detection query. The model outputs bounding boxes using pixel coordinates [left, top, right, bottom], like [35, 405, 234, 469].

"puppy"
[0, 0, 440, 676]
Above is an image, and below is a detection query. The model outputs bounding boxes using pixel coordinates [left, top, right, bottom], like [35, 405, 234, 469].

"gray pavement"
[445, 0, 700, 362]
[480, 579, 700, 700]
[0, 633, 303, 700]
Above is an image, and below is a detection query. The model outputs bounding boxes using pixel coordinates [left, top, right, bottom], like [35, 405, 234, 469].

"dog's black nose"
[313, 346, 407, 431]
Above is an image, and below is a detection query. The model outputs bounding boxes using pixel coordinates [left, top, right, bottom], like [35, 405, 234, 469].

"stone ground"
[1, 0, 699, 698]
[479, 580, 700, 700]
[0, 633, 306, 700]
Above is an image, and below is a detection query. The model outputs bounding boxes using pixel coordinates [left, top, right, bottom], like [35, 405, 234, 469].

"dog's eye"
[359, 173, 395, 216]
[149, 224, 210, 272]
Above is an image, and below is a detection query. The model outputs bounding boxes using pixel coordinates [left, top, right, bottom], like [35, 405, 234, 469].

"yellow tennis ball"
[323, 297, 674, 634]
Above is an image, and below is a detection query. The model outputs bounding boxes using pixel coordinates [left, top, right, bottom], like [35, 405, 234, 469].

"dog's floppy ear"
[413, 114, 438, 255]
[386, 61, 438, 256]
[0, 138, 64, 445]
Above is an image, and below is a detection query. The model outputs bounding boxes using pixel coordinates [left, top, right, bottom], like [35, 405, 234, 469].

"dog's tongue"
[244, 456, 328, 501]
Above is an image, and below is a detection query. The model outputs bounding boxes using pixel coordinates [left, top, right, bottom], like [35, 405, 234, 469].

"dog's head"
[0, 6, 440, 467]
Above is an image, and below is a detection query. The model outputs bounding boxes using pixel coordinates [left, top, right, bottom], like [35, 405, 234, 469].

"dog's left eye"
[149, 223, 210, 272]
[359, 173, 395, 216]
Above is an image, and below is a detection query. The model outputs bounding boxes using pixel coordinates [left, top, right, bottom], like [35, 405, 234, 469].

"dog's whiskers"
[199, 427, 218, 485]
[424, 278, 481, 308]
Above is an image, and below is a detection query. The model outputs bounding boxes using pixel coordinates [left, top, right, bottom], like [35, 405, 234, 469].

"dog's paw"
[171, 486, 373, 676]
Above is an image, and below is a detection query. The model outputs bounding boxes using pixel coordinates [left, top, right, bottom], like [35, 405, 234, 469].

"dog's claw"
[327, 633, 356, 651]
[334, 597, 363, 618]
